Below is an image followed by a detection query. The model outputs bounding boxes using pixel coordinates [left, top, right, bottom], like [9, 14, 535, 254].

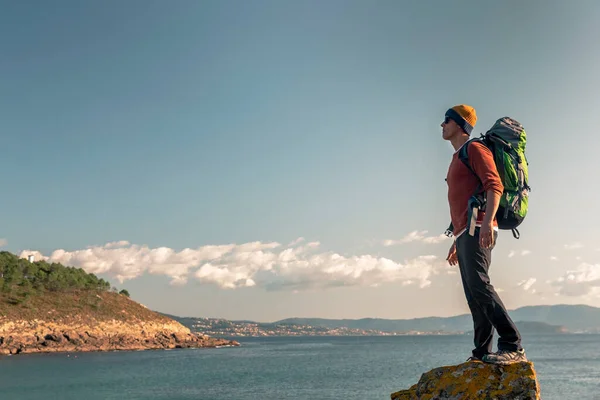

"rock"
[44, 333, 64, 343]
[391, 360, 540, 400]
[0, 319, 239, 356]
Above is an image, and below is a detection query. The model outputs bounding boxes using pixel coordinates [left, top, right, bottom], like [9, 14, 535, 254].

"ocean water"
[0, 334, 599, 399]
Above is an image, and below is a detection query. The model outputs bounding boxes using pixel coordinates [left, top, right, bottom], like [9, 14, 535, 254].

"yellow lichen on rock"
[391, 360, 540, 400]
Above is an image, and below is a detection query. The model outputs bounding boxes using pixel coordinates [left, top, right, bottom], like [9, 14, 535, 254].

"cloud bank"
[383, 230, 449, 246]
[549, 263, 600, 297]
[20, 238, 448, 291]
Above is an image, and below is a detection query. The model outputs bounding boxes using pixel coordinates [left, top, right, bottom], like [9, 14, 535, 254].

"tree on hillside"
[0, 251, 113, 294]
[119, 289, 130, 297]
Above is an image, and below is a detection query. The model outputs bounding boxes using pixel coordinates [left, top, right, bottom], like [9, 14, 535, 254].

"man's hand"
[480, 221, 494, 249]
[480, 188, 501, 249]
[446, 241, 458, 266]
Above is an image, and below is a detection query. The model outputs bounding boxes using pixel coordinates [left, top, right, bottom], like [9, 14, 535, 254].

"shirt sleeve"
[468, 141, 504, 195]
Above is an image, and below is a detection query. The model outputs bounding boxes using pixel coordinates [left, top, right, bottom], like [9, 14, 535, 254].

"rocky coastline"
[0, 318, 239, 355]
[0, 252, 239, 356]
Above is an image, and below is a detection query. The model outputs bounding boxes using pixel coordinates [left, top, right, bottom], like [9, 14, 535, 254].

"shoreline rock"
[391, 360, 540, 400]
[0, 319, 239, 356]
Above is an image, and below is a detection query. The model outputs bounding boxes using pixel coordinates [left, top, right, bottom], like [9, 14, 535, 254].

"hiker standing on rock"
[442, 104, 527, 365]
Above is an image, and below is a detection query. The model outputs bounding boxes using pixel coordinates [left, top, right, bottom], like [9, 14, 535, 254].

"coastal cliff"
[0, 291, 238, 355]
[0, 252, 238, 355]
[391, 360, 540, 400]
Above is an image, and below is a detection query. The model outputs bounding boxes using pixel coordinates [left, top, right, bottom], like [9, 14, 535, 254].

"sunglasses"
[443, 116, 451, 124]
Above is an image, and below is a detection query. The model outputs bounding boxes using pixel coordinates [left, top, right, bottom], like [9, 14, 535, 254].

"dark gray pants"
[456, 228, 522, 358]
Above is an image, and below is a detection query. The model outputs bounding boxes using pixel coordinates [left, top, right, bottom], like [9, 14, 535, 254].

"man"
[442, 104, 526, 365]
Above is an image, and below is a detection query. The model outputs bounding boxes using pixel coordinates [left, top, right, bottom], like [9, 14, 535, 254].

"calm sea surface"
[1, 334, 599, 399]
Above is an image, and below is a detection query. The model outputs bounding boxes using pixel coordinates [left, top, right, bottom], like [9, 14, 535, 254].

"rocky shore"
[0, 253, 239, 356]
[0, 318, 239, 355]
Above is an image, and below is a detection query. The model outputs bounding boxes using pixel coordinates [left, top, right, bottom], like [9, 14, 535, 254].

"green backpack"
[448, 117, 531, 239]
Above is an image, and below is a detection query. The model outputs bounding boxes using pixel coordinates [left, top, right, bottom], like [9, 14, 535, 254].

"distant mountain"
[508, 304, 600, 331]
[514, 321, 568, 334]
[275, 304, 600, 333]
[466, 321, 568, 335]
[166, 304, 600, 336]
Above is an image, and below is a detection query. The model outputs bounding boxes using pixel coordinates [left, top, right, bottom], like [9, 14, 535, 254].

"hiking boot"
[482, 349, 527, 365]
[466, 356, 483, 363]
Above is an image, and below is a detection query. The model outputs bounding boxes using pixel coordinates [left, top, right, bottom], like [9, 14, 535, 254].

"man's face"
[441, 116, 463, 141]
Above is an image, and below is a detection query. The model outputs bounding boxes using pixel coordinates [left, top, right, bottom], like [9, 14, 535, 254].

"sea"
[1, 334, 599, 400]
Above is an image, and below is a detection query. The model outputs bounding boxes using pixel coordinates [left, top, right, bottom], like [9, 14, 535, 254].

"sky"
[2, 0, 600, 322]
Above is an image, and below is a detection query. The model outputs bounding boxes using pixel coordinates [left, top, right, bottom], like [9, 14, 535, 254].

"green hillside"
[0, 251, 165, 323]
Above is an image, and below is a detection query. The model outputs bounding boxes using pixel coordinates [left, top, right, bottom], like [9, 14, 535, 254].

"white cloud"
[194, 246, 442, 290]
[0, 239, 6, 247]
[103, 240, 130, 249]
[549, 263, 600, 297]
[287, 237, 305, 246]
[517, 277, 537, 292]
[565, 242, 584, 250]
[20, 239, 448, 291]
[508, 250, 530, 257]
[383, 230, 449, 246]
[20, 242, 242, 285]
[550, 256, 558, 261]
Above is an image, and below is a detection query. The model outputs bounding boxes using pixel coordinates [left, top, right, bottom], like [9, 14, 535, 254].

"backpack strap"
[512, 228, 520, 239]
[443, 140, 479, 238]
[457, 139, 476, 175]
[457, 139, 487, 236]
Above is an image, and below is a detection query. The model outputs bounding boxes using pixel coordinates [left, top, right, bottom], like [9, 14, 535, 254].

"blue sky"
[2, 0, 600, 321]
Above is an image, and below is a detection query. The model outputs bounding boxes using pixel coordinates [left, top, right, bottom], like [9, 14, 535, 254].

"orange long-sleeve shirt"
[446, 141, 504, 237]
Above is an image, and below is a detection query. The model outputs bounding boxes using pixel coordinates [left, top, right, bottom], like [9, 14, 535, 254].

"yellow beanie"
[445, 104, 477, 134]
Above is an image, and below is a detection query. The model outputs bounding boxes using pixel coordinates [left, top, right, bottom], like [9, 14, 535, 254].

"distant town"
[185, 317, 459, 337]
